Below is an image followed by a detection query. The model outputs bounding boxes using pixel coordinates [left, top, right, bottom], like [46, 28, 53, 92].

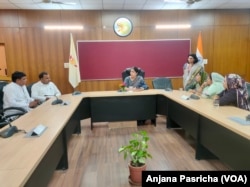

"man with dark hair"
[31, 71, 61, 103]
[3, 71, 39, 115]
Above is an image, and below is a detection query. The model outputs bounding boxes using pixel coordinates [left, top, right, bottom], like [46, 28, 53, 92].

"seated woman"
[199, 72, 224, 98]
[186, 71, 207, 93]
[124, 66, 149, 91]
[214, 73, 249, 111]
[123, 66, 150, 125]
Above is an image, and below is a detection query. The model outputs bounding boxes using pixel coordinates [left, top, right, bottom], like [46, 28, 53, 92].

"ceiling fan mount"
[164, 0, 202, 5]
[186, 0, 202, 5]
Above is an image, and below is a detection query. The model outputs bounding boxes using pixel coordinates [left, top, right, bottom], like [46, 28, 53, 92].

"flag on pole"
[196, 31, 204, 66]
[69, 33, 81, 88]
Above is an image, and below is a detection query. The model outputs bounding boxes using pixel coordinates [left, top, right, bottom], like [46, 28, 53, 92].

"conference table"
[0, 89, 250, 187]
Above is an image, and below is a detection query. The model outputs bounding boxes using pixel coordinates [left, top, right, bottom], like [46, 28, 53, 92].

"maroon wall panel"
[77, 39, 190, 80]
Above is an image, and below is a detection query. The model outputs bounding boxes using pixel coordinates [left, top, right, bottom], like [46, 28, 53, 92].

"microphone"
[0, 124, 18, 138]
[45, 95, 63, 105]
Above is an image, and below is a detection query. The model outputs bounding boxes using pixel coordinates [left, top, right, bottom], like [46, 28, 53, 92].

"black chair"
[0, 81, 27, 138]
[246, 82, 250, 103]
[152, 77, 173, 90]
[27, 82, 35, 97]
[152, 77, 173, 125]
[122, 67, 145, 81]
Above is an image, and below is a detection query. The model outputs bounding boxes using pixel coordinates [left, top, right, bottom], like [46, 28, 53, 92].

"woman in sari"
[183, 54, 204, 91]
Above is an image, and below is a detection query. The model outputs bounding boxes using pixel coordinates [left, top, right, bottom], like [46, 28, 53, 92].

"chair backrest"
[0, 81, 8, 111]
[122, 67, 145, 81]
[152, 77, 173, 89]
[246, 82, 250, 102]
[27, 82, 35, 97]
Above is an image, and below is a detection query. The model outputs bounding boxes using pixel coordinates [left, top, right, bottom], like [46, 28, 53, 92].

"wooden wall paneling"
[212, 26, 249, 78]
[20, 28, 43, 82]
[18, 10, 62, 27]
[179, 10, 215, 26]
[214, 9, 250, 26]
[198, 27, 215, 74]
[0, 10, 19, 27]
[140, 10, 179, 26]
[3, 28, 24, 76]
[0, 44, 7, 76]
[247, 28, 250, 82]
[61, 10, 102, 26]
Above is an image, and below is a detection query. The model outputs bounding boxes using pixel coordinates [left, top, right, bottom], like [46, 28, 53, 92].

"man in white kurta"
[3, 71, 39, 116]
[31, 72, 61, 103]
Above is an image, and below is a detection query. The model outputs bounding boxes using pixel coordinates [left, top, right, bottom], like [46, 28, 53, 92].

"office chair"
[246, 82, 250, 103]
[152, 77, 173, 90]
[152, 77, 173, 125]
[0, 81, 27, 138]
[122, 67, 145, 81]
[27, 82, 35, 97]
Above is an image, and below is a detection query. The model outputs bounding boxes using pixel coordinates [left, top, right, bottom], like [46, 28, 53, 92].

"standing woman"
[214, 73, 249, 111]
[183, 54, 204, 91]
[124, 66, 148, 91]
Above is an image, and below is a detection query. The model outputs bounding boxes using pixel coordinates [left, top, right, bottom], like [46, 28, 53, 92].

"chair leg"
[137, 120, 145, 126]
[151, 118, 156, 126]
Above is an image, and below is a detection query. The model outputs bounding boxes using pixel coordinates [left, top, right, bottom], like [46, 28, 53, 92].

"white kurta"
[31, 81, 61, 102]
[3, 82, 34, 115]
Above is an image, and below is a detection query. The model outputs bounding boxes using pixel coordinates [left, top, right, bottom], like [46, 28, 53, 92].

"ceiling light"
[44, 25, 84, 30]
[155, 24, 191, 29]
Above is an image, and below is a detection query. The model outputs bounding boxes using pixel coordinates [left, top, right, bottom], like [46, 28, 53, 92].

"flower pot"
[128, 162, 146, 185]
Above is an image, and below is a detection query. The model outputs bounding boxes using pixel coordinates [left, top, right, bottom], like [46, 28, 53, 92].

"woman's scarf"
[184, 65, 204, 91]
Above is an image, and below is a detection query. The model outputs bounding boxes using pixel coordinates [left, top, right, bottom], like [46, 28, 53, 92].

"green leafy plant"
[118, 130, 152, 167]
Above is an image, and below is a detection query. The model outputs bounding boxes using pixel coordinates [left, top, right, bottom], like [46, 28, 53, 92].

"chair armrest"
[2, 107, 27, 119]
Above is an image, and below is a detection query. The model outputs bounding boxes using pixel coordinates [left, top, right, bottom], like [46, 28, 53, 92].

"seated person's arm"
[4, 89, 37, 111]
[123, 77, 130, 91]
[217, 90, 237, 106]
[31, 84, 47, 102]
[137, 77, 149, 90]
[51, 82, 61, 96]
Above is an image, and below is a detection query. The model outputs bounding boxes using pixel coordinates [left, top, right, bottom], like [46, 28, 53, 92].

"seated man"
[3, 71, 39, 116]
[31, 71, 61, 103]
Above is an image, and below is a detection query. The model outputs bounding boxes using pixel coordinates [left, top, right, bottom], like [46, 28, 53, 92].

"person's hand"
[29, 100, 39, 108]
[202, 81, 208, 88]
[134, 87, 144, 92]
[213, 95, 219, 100]
[188, 89, 195, 93]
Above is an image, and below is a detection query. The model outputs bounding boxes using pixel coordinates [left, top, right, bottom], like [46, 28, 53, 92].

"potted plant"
[118, 130, 152, 185]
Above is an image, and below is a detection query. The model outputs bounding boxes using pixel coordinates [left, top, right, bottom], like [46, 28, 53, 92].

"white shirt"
[3, 82, 34, 115]
[31, 81, 61, 102]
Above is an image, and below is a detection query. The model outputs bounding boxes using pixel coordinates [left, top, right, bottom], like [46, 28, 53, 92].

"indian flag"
[196, 31, 204, 66]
